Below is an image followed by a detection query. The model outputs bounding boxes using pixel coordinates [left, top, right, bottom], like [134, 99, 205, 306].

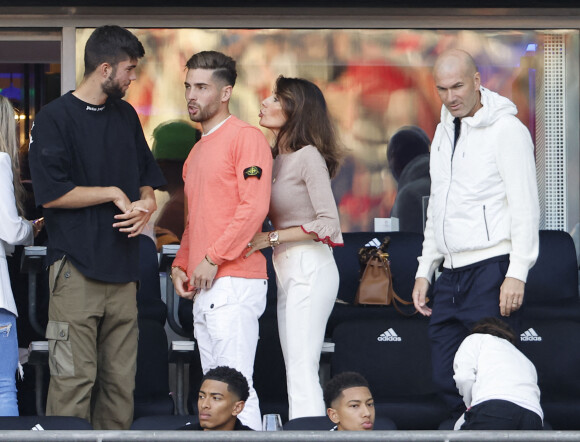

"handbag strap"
[391, 291, 431, 316]
[376, 253, 430, 316]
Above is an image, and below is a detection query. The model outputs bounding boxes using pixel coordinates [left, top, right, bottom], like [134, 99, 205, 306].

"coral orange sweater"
[173, 116, 272, 281]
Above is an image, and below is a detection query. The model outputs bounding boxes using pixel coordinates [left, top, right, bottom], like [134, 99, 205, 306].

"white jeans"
[193, 276, 267, 430]
[273, 240, 339, 419]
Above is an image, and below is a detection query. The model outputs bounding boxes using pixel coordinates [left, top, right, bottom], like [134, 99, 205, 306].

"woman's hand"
[245, 231, 272, 257]
[32, 217, 44, 237]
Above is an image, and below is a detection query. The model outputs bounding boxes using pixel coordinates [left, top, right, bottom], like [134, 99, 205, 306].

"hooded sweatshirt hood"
[417, 85, 539, 283]
[440, 86, 518, 129]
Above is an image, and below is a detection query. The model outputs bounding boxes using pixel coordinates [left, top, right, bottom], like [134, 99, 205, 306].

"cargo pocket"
[45, 321, 74, 377]
[205, 289, 233, 341]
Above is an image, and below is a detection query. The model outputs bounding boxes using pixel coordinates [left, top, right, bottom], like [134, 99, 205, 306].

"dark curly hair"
[202, 366, 249, 402]
[323, 371, 371, 408]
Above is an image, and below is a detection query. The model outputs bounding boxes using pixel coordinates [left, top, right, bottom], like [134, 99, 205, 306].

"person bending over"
[453, 317, 543, 430]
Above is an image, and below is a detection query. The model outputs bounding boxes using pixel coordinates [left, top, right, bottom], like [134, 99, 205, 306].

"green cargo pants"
[45, 257, 138, 430]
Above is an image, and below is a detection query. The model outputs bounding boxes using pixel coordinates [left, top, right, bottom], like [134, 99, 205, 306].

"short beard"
[102, 70, 125, 100]
[188, 102, 220, 124]
[189, 109, 207, 123]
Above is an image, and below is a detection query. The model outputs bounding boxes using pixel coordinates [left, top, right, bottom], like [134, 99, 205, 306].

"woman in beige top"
[246, 76, 343, 419]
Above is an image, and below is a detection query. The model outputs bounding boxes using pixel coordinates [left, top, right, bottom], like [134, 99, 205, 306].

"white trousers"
[273, 240, 339, 419]
[193, 276, 267, 430]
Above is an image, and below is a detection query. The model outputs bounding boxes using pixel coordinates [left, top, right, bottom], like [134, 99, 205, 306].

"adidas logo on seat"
[377, 328, 402, 342]
[520, 328, 542, 342]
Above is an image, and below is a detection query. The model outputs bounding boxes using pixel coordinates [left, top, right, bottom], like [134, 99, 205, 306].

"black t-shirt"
[178, 418, 253, 431]
[29, 91, 166, 283]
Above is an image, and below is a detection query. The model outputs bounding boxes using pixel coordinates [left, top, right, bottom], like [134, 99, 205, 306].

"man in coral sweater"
[171, 51, 272, 430]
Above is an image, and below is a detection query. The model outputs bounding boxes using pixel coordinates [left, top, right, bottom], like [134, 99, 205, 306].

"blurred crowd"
[76, 27, 539, 233]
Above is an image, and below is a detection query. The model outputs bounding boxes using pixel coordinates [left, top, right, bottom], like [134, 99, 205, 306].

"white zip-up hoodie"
[416, 86, 539, 283]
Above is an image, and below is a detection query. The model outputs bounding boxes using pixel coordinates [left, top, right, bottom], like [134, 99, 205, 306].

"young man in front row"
[179, 366, 253, 431]
[324, 372, 375, 431]
[171, 51, 272, 430]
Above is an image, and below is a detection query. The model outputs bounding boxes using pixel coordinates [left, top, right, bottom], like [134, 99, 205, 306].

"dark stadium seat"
[134, 317, 174, 419]
[130, 415, 198, 430]
[137, 235, 167, 325]
[523, 230, 580, 320]
[331, 317, 448, 430]
[253, 307, 288, 422]
[283, 415, 335, 430]
[134, 235, 174, 419]
[0, 416, 92, 430]
[283, 414, 397, 430]
[518, 317, 580, 430]
[326, 231, 431, 336]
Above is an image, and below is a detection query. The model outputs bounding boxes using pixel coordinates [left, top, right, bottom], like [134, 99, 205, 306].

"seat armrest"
[28, 340, 49, 365]
[159, 244, 180, 270]
[169, 340, 195, 415]
[159, 245, 192, 338]
[321, 341, 335, 354]
[21, 247, 48, 337]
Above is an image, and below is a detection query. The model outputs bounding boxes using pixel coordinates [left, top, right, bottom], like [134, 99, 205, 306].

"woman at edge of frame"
[246, 75, 344, 420]
[0, 95, 43, 416]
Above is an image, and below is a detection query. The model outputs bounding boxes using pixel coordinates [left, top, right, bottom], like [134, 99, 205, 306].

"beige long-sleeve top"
[269, 145, 343, 246]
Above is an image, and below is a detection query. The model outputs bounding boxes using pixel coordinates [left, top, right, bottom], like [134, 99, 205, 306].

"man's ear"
[221, 85, 232, 103]
[232, 400, 245, 417]
[98, 62, 112, 79]
[327, 407, 339, 424]
[474, 71, 481, 89]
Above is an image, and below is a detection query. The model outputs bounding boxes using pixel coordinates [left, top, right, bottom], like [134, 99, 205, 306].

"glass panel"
[75, 28, 577, 234]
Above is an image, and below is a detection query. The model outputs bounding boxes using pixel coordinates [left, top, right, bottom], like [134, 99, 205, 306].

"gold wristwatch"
[268, 230, 280, 247]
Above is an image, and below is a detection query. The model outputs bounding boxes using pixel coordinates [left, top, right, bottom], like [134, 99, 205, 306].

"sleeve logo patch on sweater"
[243, 166, 262, 180]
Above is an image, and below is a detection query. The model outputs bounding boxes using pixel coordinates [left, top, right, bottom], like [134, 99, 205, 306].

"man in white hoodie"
[412, 49, 540, 418]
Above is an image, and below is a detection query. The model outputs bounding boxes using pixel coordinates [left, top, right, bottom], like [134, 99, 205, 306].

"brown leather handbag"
[354, 237, 420, 316]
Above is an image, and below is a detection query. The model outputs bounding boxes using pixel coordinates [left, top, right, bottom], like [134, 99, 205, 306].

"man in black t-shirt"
[28, 25, 165, 430]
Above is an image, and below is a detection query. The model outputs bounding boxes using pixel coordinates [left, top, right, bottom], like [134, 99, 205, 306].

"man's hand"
[110, 186, 132, 214]
[191, 257, 219, 291]
[113, 198, 156, 238]
[499, 276, 525, 317]
[412, 277, 432, 316]
[171, 267, 195, 300]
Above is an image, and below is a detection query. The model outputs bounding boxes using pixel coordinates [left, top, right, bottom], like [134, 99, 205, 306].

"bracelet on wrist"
[170, 265, 187, 280]
[205, 255, 217, 267]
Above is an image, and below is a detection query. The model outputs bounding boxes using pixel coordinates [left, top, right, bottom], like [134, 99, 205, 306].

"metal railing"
[1, 430, 580, 442]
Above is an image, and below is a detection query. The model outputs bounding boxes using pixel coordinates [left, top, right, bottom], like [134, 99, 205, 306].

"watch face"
[269, 231, 279, 242]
